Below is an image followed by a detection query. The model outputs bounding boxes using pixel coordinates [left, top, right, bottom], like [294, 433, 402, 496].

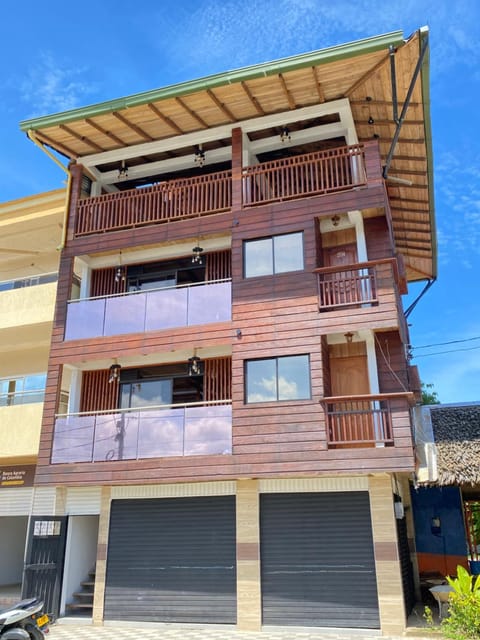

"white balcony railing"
[64, 279, 231, 340]
[51, 402, 232, 463]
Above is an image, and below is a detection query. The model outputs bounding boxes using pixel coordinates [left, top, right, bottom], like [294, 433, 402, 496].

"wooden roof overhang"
[20, 28, 435, 282]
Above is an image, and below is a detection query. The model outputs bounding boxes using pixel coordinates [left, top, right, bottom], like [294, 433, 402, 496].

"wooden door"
[328, 343, 373, 446]
[322, 244, 361, 307]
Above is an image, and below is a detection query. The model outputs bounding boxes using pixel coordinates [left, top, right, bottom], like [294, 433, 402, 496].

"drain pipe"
[26, 129, 72, 251]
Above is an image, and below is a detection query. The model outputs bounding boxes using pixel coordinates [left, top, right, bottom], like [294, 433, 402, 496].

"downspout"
[26, 129, 72, 251]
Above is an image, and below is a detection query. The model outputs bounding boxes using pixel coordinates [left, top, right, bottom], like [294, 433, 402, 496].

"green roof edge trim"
[418, 26, 437, 280]
[19, 30, 405, 132]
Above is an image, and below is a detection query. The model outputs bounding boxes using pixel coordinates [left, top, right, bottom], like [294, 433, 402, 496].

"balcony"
[322, 392, 413, 447]
[316, 262, 378, 310]
[51, 402, 232, 463]
[64, 279, 231, 341]
[73, 144, 368, 237]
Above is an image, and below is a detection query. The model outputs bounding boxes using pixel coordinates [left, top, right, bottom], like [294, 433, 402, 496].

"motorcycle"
[0, 597, 49, 639]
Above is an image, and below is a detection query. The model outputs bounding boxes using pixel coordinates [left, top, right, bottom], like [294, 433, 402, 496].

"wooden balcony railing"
[322, 393, 412, 447]
[73, 145, 369, 237]
[75, 169, 232, 236]
[242, 143, 366, 206]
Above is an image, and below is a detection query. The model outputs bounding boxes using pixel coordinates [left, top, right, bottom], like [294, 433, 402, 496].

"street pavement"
[47, 619, 439, 640]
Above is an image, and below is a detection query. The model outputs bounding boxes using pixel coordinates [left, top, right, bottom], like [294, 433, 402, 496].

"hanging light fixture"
[194, 144, 206, 167]
[118, 160, 128, 180]
[188, 354, 203, 376]
[108, 362, 121, 383]
[280, 126, 291, 143]
[191, 243, 204, 264]
[344, 332, 354, 344]
[331, 214, 341, 227]
[115, 251, 126, 283]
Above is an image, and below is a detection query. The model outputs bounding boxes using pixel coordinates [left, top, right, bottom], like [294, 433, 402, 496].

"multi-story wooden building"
[19, 28, 435, 634]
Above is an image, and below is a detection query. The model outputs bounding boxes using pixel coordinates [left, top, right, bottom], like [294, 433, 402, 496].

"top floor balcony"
[74, 144, 367, 237]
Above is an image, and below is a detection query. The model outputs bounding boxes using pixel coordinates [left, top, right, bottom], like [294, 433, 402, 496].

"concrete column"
[236, 479, 261, 630]
[369, 474, 406, 636]
[92, 486, 111, 626]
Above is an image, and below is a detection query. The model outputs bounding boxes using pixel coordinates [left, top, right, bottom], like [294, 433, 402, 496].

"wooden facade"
[33, 132, 418, 487]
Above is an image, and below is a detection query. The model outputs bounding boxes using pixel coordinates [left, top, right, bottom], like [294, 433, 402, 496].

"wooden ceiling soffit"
[112, 112, 154, 142]
[278, 73, 296, 109]
[85, 118, 126, 147]
[345, 52, 390, 97]
[34, 130, 78, 160]
[389, 196, 429, 205]
[59, 123, 104, 153]
[350, 100, 421, 108]
[147, 103, 184, 135]
[206, 89, 236, 122]
[391, 206, 430, 215]
[240, 81, 264, 115]
[175, 97, 209, 129]
[311, 66, 325, 103]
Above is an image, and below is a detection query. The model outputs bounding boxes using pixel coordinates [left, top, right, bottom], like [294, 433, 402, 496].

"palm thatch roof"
[430, 405, 480, 486]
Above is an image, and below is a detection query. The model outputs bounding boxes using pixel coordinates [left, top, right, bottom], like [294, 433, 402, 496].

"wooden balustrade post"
[67, 163, 84, 242]
[363, 140, 383, 186]
[231, 127, 243, 210]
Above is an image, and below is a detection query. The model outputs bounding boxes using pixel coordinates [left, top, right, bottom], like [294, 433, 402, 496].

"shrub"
[442, 566, 480, 640]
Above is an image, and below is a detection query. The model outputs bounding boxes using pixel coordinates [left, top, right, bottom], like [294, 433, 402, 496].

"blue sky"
[1, 0, 479, 403]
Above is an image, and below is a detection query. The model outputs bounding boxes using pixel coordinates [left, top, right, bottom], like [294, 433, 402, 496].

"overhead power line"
[413, 344, 480, 359]
[412, 335, 480, 350]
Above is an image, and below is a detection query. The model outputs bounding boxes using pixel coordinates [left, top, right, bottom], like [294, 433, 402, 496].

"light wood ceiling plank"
[240, 81, 265, 115]
[111, 112, 154, 142]
[206, 89, 236, 122]
[175, 97, 209, 129]
[147, 103, 184, 135]
[59, 124, 104, 153]
[278, 73, 296, 109]
[85, 118, 125, 147]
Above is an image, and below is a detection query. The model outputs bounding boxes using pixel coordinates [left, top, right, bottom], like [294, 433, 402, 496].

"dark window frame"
[244, 354, 311, 404]
[243, 231, 304, 278]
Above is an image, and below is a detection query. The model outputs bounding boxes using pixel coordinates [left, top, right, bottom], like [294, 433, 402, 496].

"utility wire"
[412, 335, 480, 350]
[412, 344, 480, 359]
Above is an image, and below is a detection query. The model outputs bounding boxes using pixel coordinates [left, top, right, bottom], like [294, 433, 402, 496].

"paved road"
[47, 620, 438, 640]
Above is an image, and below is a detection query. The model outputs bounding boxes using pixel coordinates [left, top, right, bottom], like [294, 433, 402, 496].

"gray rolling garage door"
[260, 492, 379, 628]
[104, 496, 236, 623]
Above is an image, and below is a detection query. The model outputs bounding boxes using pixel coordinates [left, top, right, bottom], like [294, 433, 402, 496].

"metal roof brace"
[389, 45, 399, 125]
[383, 33, 429, 179]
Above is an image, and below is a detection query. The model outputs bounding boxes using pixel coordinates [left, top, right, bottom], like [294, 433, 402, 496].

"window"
[244, 232, 304, 278]
[119, 364, 203, 409]
[0, 373, 47, 406]
[245, 355, 311, 403]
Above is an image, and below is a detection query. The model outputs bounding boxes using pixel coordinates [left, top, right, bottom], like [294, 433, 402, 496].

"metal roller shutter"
[104, 496, 236, 623]
[260, 492, 379, 628]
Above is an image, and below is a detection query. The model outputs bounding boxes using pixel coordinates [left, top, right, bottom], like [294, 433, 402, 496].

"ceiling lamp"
[188, 354, 203, 377]
[280, 126, 291, 143]
[192, 244, 204, 264]
[117, 160, 128, 180]
[108, 362, 121, 384]
[115, 251, 126, 283]
[194, 144, 206, 167]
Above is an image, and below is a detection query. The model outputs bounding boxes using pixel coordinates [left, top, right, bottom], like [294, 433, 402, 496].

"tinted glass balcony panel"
[51, 415, 95, 463]
[104, 292, 146, 335]
[137, 408, 184, 458]
[187, 282, 232, 325]
[65, 298, 106, 340]
[184, 404, 232, 455]
[92, 412, 139, 462]
[145, 287, 188, 332]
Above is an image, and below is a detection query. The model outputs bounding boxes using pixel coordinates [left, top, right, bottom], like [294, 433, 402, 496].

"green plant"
[423, 604, 434, 627]
[442, 566, 480, 640]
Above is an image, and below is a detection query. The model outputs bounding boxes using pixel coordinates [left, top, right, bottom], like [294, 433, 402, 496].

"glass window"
[245, 355, 310, 403]
[244, 232, 304, 277]
[0, 373, 47, 406]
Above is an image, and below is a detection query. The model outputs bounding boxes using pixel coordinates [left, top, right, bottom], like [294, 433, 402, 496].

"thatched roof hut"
[430, 405, 480, 486]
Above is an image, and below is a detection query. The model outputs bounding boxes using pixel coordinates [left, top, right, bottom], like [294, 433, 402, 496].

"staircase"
[65, 567, 95, 617]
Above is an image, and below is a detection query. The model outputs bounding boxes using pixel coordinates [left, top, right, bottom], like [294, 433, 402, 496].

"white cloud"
[19, 52, 96, 117]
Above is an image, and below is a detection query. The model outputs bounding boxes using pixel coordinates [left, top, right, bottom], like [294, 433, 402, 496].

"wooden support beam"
[175, 97, 209, 129]
[146, 103, 184, 135]
[34, 131, 78, 159]
[350, 100, 421, 108]
[85, 118, 125, 147]
[240, 81, 264, 115]
[206, 89, 236, 122]
[59, 124, 104, 152]
[112, 112, 154, 142]
[346, 52, 390, 97]
[311, 66, 325, 103]
[278, 73, 296, 109]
